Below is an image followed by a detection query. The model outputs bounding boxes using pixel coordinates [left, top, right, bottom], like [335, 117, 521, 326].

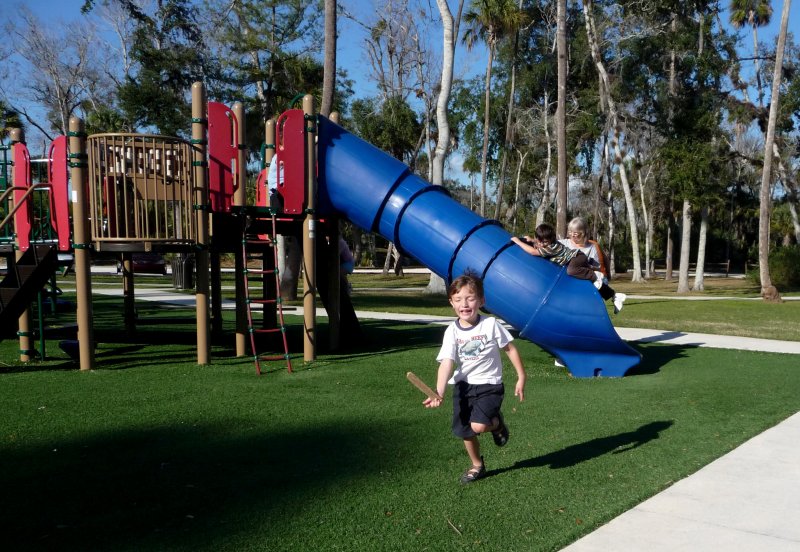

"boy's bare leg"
[471, 420, 500, 435]
[463, 437, 482, 467]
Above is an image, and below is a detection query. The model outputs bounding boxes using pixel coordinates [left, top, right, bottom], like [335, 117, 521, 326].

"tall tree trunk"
[605, 137, 616, 278]
[427, 0, 464, 295]
[582, 0, 643, 281]
[637, 162, 652, 278]
[692, 206, 708, 291]
[787, 185, 800, 244]
[677, 199, 692, 293]
[535, 92, 553, 228]
[320, 0, 337, 117]
[758, 0, 790, 302]
[592, 131, 610, 241]
[510, 150, 529, 232]
[665, 12, 677, 283]
[494, 0, 523, 221]
[432, 0, 463, 187]
[773, 143, 800, 244]
[556, 0, 568, 236]
[479, 41, 495, 218]
[665, 208, 674, 281]
[752, 22, 764, 108]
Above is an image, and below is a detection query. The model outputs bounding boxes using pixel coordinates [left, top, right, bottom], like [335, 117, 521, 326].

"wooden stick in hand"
[406, 371, 442, 400]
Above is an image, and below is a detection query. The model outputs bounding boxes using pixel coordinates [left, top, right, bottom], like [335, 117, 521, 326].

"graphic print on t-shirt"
[458, 335, 487, 361]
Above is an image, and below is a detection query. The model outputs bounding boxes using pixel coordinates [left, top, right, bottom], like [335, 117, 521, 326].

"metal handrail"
[0, 183, 52, 232]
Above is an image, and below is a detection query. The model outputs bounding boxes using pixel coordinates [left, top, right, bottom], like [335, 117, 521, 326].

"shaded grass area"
[2, 310, 800, 551]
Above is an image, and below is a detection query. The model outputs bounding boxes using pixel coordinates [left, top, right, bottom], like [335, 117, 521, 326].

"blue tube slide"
[317, 117, 641, 377]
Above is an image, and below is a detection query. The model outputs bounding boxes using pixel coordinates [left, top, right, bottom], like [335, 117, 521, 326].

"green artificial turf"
[2, 310, 800, 551]
[612, 297, 800, 341]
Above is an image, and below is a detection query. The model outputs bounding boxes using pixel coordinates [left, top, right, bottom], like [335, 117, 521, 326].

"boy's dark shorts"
[452, 381, 505, 439]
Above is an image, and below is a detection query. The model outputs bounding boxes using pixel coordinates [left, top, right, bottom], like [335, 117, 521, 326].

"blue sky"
[15, 0, 795, 102]
[6, 0, 799, 170]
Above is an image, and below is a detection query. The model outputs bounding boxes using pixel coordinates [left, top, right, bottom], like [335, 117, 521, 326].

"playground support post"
[233, 102, 247, 357]
[192, 82, 210, 365]
[302, 95, 317, 362]
[68, 117, 95, 371]
[10, 129, 33, 362]
[327, 111, 341, 350]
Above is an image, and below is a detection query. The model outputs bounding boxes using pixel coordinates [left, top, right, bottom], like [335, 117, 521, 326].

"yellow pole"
[10, 129, 32, 362]
[68, 118, 95, 371]
[192, 82, 210, 365]
[233, 102, 247, 356]
[302, 95, 317, 362]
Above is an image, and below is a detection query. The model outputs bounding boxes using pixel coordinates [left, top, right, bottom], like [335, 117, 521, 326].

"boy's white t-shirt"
[436, 316, 513, 385]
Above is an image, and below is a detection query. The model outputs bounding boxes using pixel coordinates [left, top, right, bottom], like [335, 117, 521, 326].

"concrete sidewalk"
[561, 411, 800, 551]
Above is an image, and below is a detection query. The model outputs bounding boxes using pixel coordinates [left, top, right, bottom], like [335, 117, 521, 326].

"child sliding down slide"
[511, 223, 626, 314]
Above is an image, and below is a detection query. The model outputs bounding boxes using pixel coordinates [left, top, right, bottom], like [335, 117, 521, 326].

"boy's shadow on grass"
[488, 420, 673, 476]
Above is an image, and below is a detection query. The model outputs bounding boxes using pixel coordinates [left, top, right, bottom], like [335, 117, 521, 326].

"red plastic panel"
[275, 109, 306, 214]
[48, 136, 70, 251]
[255, 168, 268, 208]
[13, 142, 32, 251]
[208, 101, 238, 213]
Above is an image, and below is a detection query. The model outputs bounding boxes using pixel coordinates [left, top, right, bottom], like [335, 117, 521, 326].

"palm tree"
[757, 0, 791, 302]
[729, 0, 773, 107]
[462, 0, 524, 218]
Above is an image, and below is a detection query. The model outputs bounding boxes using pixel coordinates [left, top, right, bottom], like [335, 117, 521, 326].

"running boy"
[511, 223, 626, 313]
[423, 272, 526, 484]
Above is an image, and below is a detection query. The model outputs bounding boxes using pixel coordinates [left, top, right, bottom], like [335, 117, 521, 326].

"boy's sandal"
[460, 459, 486, 484]
[492, 412, 509, 447]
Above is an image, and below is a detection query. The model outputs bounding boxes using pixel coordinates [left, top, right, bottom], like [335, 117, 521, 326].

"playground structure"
[1, 82, 641, 377]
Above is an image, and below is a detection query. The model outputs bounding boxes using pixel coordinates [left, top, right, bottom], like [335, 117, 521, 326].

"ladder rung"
[252, 328, 283, 335]
[259, 354, 290, 361]
[243, 228, 290, 376]
[250, 298, 277, 305]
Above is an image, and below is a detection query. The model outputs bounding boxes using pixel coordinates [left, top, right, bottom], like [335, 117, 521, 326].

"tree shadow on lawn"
[487, 420, 674, 477]
[313, 319, 445, 360]
[0, 421, 394, 552]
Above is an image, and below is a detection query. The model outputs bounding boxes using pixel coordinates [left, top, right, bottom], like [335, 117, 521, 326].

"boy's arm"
[503, 342, 526, 402]
[511, 236, 541, 256]
[423, 359, 454, 408]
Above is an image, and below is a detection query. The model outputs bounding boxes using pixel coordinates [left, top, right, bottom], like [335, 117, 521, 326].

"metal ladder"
[241, 212, 292, 375]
